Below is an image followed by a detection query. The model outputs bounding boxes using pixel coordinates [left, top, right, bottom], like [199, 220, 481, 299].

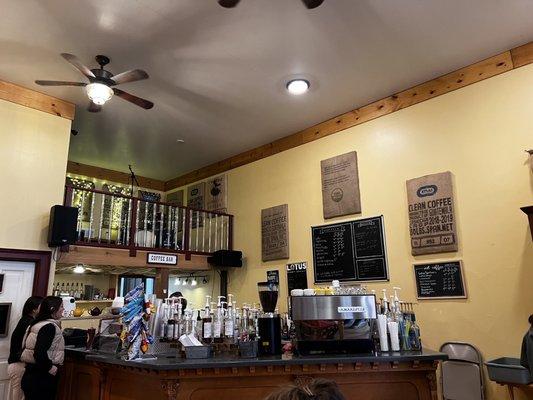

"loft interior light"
[175, 277, 181, 286]
[73, 264, 85, 274]
[191, 278, 197, 286]
[85, 82, 113, 105]
[202, 277, 208, 284]
[286, 79, 310, 95]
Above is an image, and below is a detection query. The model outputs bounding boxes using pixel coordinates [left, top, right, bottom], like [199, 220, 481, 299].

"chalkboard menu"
[312, 216, 388, 283]
[413, 261, 466, 299]
[287, 262, 308, 292]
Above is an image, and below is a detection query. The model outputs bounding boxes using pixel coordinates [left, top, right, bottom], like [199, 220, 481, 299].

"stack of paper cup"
[387, 321, 400, 351]
[377, 314, 389, 351]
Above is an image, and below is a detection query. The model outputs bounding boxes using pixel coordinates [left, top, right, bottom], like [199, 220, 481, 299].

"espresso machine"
[290, 294, 377, 355]
[257, 282, 282, 356]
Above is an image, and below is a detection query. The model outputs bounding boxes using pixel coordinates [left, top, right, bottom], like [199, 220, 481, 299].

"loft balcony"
[62, 185, 233, 260]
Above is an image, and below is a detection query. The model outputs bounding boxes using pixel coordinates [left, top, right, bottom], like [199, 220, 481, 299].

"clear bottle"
[213, 296, 225, 343]
[409, 313, 422, 351]
[202, 296, 213, 344]
[224, 295, 235, 341]
[196, 309, 202, 338]
[167, 300, 177, 340]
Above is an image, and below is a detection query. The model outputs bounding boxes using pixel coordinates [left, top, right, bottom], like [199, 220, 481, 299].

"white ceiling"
[1, 0, 532, 180]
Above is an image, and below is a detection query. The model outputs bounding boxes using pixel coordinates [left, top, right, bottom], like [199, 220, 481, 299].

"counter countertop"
[66, 347, 447, 371]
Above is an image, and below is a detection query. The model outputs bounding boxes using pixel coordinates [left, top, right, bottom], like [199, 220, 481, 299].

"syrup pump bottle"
[224, 294, 235, 341]
[213, 296, 225, 343]
[202, 295, 212, 344]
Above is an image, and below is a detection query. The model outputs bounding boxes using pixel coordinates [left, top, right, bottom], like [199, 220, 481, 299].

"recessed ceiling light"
[286, 79, 310, 95]
[176, 139, 185, 143]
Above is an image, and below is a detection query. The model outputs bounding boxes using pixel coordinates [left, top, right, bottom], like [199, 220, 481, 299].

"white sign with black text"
[147, 253, 178, 265]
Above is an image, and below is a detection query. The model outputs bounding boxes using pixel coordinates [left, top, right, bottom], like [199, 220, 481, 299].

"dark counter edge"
[66, 347, 448, 371]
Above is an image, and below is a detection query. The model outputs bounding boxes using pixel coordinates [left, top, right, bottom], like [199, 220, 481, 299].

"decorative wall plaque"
[406, 171, 458, 255]
[187, 182, 205, 229]
[261, 204, 289, 262]
[321, 151, 361, 219]
[187, 183, 205, 209]
[166, 190, 184, 206]
[205, 174, 227, 213]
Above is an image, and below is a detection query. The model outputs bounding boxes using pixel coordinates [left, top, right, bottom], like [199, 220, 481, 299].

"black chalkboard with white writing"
[312, 216, 388, 283]
[286, 262, 308, 292]
[413, 261, 466, 299]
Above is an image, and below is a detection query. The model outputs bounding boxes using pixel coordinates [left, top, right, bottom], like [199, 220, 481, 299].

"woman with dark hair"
[169, 291, 187, 314]
[7, 296, 43, 400]
[20, 296, 65, 400]
[264, 379, 346, 400]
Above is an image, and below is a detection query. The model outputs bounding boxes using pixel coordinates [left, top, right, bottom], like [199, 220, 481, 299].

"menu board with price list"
[312, 216, 388, 283]
[413, 261, 467, 299]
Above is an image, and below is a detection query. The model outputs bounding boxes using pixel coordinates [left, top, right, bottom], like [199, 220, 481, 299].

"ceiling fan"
[218, 0, 325, 9]
[35, 53, 154, 112]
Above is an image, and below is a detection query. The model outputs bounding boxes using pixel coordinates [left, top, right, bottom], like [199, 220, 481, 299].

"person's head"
[22, 296, 43, 318]
[265, 379, 345, 400]
[529, 314, 533, 327]
[169, 292, 187, 311]
[31, 296, 64, 325]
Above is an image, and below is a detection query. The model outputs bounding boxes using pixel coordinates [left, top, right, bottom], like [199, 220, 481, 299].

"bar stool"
[440, 342, 485, 400]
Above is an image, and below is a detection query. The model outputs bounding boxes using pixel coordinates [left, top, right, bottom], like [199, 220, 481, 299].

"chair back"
[439, 342, 485, 400]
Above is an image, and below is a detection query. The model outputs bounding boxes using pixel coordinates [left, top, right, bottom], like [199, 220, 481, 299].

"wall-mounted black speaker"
[47, 205, 78, 247]
[207, 250, 243, 268]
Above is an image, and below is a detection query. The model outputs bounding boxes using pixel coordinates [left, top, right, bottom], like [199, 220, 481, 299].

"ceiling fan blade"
[113, 88, 154, 110]
[87, 101, 102, 113]
[301, 0, 324, 9]
[218, 0, 240, 8]
[111, 69, 149, 85]
[61, 53, 95, 79]
[35, 80, 87, 87]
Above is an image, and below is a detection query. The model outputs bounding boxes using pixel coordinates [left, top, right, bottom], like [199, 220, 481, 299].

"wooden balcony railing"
[63, 185, 233, 256]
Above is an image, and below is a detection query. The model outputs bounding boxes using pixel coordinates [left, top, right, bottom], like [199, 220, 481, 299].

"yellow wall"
[189, 65, 533, 399]
[0, 98, 71, 284]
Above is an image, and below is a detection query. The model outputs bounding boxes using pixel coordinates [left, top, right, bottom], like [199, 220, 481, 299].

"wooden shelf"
[521, 206, 533, 240]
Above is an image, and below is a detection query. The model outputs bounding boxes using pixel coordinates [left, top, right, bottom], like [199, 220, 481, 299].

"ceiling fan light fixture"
[286, 79, 310, 95]
[86, 82, 113, 105]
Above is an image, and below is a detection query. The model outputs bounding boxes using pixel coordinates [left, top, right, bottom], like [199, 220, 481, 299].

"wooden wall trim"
[0, 80, 75, 120]
[67, 161, 166, 192]
[0, 248, 52, 297]
[164, 40, 533, 191]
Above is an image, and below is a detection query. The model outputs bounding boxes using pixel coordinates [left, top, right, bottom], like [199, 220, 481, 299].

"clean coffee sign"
[147, 253, 178, 265]
[406, 171, 458, 255]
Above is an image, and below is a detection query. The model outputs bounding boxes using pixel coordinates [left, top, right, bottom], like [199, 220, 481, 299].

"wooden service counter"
[59, 348, 447, 400]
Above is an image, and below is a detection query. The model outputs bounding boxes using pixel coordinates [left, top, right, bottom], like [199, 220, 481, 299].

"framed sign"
[413, 261, 467, 299]
[267, 270, 280, 284]
[261, 204, 289, 262]
[321, 151, 362, 219]
[406, 171, 458, 255]
[286, 262, 308, 292]
[312, 215, 388, 283]
[205, 174, 227, 213]
[147, 253, 178, 265]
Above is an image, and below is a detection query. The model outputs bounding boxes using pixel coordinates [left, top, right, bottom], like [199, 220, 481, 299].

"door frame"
[0, 248, 51, 296]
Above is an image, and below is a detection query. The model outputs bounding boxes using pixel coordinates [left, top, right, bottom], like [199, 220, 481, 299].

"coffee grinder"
[257, 281, 282, 356]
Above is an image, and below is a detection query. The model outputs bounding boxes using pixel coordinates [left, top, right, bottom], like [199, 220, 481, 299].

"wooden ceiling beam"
[0, 80, 75, 120]
[67, 161, 166, 192]
[164, 40, 533, 191]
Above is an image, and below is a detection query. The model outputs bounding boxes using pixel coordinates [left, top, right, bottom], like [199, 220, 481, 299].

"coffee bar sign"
[406, 171, 458, 255]
[147, 253, 178, 265]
